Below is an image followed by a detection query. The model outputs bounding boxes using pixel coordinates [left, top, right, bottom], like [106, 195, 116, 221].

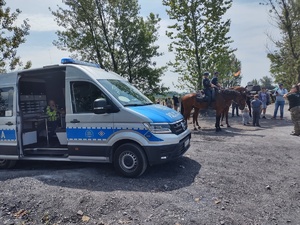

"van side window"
[70, 81, 105, 113]
[0, 87, 14, 117]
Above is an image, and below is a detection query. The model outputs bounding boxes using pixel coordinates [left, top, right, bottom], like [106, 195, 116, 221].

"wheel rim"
[119, 152, 138, 171]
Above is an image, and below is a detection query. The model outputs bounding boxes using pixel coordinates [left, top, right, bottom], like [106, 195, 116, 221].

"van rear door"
[0, 73, 18, 158]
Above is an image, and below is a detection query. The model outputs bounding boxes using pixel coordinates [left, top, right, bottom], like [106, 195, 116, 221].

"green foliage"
[162, 0, 234, 91]
[220, 53, 242, 88]
[265, 0, 300, 87]
[250, 79, 260, 86]
[50, 0, 167, 95]
[259, 76, 274, 89]
[0, 0, 31, 73]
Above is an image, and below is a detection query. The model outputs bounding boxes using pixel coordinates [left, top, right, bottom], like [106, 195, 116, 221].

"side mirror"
[93, 98, 111, 114]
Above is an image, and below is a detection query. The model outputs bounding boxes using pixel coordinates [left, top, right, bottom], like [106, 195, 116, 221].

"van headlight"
[143, 122, 172, 134]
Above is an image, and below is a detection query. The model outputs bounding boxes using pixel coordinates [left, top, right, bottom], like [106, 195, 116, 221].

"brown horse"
[181, 89, 247, 132]
[220, 86, 248, 127]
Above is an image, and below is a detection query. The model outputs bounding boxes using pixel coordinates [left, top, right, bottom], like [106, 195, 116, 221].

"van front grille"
[170, 119, 187, 135]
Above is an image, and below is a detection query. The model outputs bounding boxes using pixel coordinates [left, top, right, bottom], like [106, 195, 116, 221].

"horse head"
[236, 92, 247, 110]
[220, 89, 246, 110]
[231, 86, 247, 110]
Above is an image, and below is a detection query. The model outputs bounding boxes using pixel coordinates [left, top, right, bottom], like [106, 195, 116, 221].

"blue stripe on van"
[128, 104, 182, 123]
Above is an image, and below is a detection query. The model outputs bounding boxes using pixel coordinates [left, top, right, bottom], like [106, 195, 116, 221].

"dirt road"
[0, 103, 299, 225]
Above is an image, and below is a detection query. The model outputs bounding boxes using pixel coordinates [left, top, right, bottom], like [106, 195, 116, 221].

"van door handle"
[6, 122, 14, 126]
[70, 119, 80, 123]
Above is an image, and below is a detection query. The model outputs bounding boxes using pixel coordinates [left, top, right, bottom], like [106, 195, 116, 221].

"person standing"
[172, 95, 179, 111]
[284, 84, 300, 136]
[46, 99, 60, 137]
[258, 87, 270, 119]
[166, 97, 173, 108]
[241, 107, 250, 125]
[272, 83, 288, 120]
[202, 72, 217, 108]
[251, 94, 262, 127]
[231, 101, 239, 117]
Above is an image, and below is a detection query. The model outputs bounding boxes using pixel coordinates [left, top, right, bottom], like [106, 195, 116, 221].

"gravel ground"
[0, 103, 299, 225]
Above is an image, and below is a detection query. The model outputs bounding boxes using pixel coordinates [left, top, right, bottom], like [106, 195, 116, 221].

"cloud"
[17, 14, 59, 32]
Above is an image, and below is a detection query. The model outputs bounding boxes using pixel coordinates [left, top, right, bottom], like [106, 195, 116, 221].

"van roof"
[1, 62, 124, 81]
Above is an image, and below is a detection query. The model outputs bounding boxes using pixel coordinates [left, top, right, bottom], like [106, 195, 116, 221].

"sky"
[7, 0, 279, 92]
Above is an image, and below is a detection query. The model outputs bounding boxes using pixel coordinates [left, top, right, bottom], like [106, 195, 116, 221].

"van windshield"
[97, 79, 153, 106]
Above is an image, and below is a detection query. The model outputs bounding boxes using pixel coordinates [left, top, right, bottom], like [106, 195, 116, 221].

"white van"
[0, 58, 191, 177]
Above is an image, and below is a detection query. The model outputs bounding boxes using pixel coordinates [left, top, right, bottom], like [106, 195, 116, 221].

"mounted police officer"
[211, 71, 221, 99]
[211, 71, 221, 88]
[202, 72, 217, 108]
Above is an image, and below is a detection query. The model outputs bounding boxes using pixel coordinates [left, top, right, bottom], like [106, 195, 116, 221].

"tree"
[162, 0, 234, 91]
[220, 53, 242, 88]
[263, 0, 300, 86]
[259, 76, 274, 89]
[0, 0, 31, 73]
[50, 0, 166, 95]
[249, 79, 260, 86]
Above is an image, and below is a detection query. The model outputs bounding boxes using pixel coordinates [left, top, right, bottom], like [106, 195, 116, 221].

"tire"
[0, 159, 17, 169]
[114, 143, 147, 178]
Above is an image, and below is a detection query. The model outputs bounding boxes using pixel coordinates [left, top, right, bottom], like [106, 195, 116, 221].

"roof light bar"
[61, 57, 100, 68]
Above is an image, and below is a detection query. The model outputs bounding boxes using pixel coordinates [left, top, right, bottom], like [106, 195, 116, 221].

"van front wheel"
[114, 143, 147, 178]
[0, 159, 16, 169]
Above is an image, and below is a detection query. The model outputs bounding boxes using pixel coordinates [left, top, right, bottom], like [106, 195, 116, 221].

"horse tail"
[180, 101, 184, 115]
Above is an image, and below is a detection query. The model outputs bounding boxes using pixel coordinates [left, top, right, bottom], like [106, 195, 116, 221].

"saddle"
[196, 88, 218, 103]
[196, 90, 207, 103]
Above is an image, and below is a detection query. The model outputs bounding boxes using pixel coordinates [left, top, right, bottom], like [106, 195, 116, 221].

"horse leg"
[183, 105, 192, 123]
[220, 112, 224, 126]
[247, 99, 252, 117]
[193, 108, 201, 130]
[225, 107, 230, 127]
[215, 113, 222, 132]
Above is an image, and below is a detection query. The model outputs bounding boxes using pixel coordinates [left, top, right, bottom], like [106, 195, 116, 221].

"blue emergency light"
[61, 57, 101, 68]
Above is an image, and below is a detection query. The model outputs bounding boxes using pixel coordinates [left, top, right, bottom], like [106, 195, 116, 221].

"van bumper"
[144, 133, 191, 166]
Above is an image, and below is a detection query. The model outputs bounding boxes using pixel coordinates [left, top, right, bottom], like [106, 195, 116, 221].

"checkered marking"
[66, 126, 162, 142]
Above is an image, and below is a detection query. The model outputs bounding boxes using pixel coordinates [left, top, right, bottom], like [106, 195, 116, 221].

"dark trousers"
[232, 102, 239, 116]
[48, 120, 58, 137]
[204, 88, 212, 106]
[252, 110, 260, 126]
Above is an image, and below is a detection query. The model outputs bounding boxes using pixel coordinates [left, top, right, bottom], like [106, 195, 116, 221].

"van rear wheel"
[0, 159, 16, 169]
[114, 143, 147, 178]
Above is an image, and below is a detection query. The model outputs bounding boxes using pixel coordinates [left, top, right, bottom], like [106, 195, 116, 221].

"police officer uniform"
[286, 86, 300, 136]
[46, 100, 60, 137]
[211, 71, 220, 101]
[202, 72, 213, 107]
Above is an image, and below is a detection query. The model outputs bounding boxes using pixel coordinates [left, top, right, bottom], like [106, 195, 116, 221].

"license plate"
[184, 138, 190, 148]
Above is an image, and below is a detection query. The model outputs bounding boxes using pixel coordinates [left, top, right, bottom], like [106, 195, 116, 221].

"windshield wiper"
[124, 103, 146, 107]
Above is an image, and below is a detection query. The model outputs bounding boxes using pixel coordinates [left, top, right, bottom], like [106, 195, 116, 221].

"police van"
[0, 58, 191, 177]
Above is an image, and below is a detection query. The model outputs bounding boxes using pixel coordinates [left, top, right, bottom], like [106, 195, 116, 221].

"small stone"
[266, 185, 271, 190]
[77, 210, 84, 216]
[82, 215, 90, 222]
